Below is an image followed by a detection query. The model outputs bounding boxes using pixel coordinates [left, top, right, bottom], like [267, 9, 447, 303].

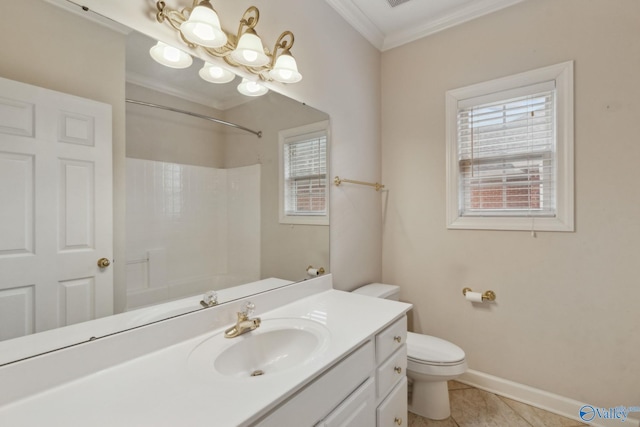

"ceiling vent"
[386, 0, 412, 7]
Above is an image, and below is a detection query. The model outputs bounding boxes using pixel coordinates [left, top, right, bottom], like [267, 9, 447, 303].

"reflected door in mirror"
[0, 77, 114, 341]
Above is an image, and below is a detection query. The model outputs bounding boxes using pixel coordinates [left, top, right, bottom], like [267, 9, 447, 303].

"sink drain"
[250, 370, 265, 377]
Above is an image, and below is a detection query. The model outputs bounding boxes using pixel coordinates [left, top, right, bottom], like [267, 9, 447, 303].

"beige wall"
[126, 83, 226, 168]
[381, 0, 639, 407]
[223, 93, 330, 282]
[0, 0, 127, 312]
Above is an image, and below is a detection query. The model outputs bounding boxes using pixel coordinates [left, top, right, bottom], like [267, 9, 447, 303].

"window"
[279, 121, 329, 225]
[446, 61, 574, 231]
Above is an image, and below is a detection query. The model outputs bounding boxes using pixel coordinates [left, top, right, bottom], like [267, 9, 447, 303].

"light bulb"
[277, 69, 293, 80]
[209, 67, 224, 79]
[179, 3, 227, 48]
[242, 50, 258, 63]
[231, 31, 269, 67]
[149, 41, 192, 69]
[198, 62, 235, 84]
[163, 46, 181, 63]
[237, 79, 268, 96]
[192, 23, 215, 41]
[246, 81, 261, 93]
[269, 52, 302, 83]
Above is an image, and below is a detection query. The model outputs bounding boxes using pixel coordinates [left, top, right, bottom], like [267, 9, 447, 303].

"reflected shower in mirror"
[0, 1, 329, 366]
[125, 31, 330, 312]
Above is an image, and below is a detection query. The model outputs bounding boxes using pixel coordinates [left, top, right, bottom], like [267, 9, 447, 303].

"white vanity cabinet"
[256, 316, 409, 427]
[374, 316, 408, 427]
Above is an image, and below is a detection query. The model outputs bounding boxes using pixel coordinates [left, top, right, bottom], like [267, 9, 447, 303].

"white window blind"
[283, 133, 327, 216]
[457, 83, 556, 217]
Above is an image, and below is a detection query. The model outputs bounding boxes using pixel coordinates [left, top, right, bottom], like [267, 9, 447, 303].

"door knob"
[97, 258, 111, 268]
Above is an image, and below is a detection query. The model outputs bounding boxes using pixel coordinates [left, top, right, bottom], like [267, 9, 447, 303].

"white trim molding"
[383, 0, 526, 51]
[446, 61, 575, 232]
[460, 370, 640, 427]
[324, 0, 525, 51]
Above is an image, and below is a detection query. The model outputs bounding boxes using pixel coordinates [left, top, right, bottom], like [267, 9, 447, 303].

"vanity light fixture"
[149, 41, 193, 69]
[179, 1, 227, 48]
[269, 51, 302, 83]
[154, 0, 302, 90]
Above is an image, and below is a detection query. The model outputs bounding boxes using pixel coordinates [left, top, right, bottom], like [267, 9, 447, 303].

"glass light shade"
[149, 41, 193, 69]
[269, 53, 302, 83]
[199, 63, 236, 84]
[180, 4, 227, 48]
[230, 31, 269, 67]
[237, 79, 268, 97]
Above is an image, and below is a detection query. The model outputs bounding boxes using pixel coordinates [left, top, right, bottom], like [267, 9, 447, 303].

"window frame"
[445, 61, 574, 232]
[278, 120, 330, 226]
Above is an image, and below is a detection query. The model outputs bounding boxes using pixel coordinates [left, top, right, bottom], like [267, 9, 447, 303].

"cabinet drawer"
[376, 377, 408, 427]
[375, 316, 407, 364]
[376, 344, 406, 399]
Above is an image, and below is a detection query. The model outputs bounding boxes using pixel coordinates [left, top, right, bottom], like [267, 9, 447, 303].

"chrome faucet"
[224, 301, 261, 338]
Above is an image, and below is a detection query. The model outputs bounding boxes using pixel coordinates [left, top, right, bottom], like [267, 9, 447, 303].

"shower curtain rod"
[125, 99, 262, 138]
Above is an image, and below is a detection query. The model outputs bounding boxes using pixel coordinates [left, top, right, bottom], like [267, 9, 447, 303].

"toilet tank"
[352, 283, 400, 301]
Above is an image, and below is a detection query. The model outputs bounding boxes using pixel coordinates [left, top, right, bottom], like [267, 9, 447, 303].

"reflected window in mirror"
[279, 121, 330, 225]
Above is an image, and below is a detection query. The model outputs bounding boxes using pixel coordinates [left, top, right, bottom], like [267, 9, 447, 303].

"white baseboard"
[458, 370, 640, 427]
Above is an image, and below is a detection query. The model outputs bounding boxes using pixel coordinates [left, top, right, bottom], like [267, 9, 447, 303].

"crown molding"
[382, 0, 526, 51]
[323, 0, 385, 50]
[44, 0, 131, 35]
[324, 0, 526, 52]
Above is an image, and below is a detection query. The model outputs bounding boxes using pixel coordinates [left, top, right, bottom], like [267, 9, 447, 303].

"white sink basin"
[188, 318, 330, 379]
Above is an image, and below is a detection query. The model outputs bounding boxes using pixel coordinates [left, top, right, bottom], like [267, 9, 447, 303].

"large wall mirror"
[0, 1, 329, 365]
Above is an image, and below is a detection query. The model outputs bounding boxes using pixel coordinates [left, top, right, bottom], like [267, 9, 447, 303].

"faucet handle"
[241, 301, 255, 316]
[200, 291, 218, 308]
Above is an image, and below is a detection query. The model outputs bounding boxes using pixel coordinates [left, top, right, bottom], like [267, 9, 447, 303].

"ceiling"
[324, 0, 526, 51]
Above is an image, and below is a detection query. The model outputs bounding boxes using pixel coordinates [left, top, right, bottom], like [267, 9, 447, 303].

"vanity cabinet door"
[255, 341, 374, 427]
[377, 376, 407, 427]
[316, 377, 375, 427]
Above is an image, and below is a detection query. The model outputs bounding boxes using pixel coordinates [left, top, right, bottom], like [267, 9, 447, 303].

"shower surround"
[125, 158, 260, 309]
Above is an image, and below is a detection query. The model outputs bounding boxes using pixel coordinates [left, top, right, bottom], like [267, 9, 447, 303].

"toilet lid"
[406, 332, 465, 364]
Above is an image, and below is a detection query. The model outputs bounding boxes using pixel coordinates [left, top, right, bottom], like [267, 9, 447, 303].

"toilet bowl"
[352, 283, 467, 420]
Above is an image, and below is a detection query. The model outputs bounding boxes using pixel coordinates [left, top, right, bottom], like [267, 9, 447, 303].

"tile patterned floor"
[408, 381, 587, 427]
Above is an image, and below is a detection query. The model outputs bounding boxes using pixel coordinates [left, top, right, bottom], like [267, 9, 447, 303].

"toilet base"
[408, 379, 451, 420]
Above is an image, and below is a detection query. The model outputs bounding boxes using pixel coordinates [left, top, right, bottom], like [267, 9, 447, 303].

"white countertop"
[0, 277, 294, 367]
[0, 288, 411, 426]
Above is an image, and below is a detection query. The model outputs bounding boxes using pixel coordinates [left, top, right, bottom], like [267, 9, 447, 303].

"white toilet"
[352, 283, 467, 420]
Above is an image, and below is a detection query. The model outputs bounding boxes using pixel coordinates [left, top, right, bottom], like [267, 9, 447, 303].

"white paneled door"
[0, 76, 113, 341]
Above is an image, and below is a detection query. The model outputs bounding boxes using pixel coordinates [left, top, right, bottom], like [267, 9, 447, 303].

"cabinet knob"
[394, 366, 402, 374]
[394, 417, 403, 425]
[393, 335, 402, 343]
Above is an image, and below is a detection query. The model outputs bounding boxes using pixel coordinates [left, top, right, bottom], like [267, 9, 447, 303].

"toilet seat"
[406, 332, 465, 366]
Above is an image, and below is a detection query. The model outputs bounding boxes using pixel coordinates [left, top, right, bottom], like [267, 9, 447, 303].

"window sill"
[279, 215, 329, 226]
[447, 215, 573, 232]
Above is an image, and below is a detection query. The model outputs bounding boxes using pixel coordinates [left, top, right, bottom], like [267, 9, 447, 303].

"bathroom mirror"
[0, 1, 329, 365]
